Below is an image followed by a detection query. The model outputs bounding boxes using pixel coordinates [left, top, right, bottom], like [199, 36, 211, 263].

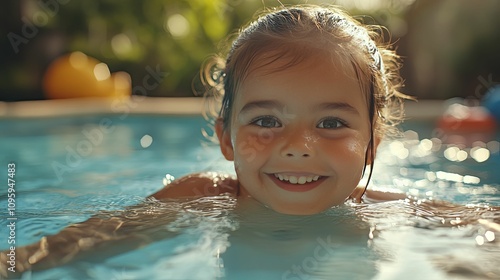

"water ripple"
[353, 199, 500, 279]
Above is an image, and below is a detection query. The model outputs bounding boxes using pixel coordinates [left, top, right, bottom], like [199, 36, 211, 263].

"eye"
[317, 117, 346, 129]
[251, 116, 282, 128]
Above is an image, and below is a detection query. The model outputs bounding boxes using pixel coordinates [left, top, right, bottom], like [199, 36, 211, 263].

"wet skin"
[216, 54, 377, 215]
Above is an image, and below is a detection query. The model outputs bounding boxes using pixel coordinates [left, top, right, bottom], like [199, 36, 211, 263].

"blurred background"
[1, 0, 500, 101]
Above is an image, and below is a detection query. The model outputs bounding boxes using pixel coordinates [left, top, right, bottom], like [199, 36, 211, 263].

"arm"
[1, 213, 159, 276]
[0, 172, 238, 278]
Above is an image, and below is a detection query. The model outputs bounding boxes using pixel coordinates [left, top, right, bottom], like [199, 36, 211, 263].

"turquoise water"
[0, 115, 499, 279]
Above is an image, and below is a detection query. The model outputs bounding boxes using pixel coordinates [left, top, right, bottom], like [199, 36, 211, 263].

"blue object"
[482, 85, 500, 124]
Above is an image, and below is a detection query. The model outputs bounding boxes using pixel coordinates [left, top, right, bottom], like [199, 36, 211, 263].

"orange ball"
[43, 52, 131, 99]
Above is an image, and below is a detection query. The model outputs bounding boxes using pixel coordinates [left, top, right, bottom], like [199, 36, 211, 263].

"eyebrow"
[238, 100, 360, 115]
[238, 100, 282, 115]
[315, 102, 360, 115]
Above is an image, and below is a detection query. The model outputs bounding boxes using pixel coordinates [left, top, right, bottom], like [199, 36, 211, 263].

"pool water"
[0, 115, 499, 279]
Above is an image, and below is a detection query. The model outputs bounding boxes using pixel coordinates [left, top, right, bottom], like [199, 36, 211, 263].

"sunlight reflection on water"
[1, 116, 499, 279]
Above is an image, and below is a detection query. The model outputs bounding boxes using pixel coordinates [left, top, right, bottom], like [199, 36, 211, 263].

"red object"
[437, 105, 497, 133]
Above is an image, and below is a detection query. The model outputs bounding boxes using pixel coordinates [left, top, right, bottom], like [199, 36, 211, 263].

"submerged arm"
[0, 172, 238, 278]
[1, 212, 163, 275]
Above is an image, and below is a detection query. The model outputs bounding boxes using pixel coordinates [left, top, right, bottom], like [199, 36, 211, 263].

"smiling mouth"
[273, 173, 323, 185]
[268, 173, 326, 192]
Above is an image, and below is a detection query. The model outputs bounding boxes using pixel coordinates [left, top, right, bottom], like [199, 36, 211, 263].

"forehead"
[237, 50, 367, 104]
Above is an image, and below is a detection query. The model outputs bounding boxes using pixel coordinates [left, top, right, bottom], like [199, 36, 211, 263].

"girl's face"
[216, 54, 377, 215]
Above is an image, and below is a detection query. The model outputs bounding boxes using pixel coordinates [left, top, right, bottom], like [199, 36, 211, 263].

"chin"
[270, 203, 331, 216]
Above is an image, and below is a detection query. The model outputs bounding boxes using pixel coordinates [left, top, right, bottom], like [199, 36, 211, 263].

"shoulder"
[350, 186, 406, 203]
[150, 172, 239, 200]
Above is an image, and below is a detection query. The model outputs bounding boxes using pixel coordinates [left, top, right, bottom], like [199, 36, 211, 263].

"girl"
[1, 5, 412, 276]
[153, 5, 410, 214]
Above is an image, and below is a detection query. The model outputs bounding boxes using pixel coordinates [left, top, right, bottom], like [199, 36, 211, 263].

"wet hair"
[199, 5, 412, 194]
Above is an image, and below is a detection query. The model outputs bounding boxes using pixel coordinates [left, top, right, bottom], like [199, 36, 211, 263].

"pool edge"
[0, 97, 205, 118]
[0, 97, 444, 120]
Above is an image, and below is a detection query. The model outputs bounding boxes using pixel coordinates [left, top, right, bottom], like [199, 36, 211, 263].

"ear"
[215, 118, 234, 161]
[366, 135, 381, 165]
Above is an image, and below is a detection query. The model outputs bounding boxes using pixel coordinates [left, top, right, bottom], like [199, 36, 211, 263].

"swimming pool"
[0, 107, 499, 279]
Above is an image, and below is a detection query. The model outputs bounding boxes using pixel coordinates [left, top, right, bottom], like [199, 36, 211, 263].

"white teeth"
[273, 174, 321, 185]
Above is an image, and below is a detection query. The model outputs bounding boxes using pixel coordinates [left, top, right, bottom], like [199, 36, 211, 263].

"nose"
[280, 130, 316, 158]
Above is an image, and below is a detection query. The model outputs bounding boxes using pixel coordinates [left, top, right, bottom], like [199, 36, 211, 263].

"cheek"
[233, 129, 276, 159]
[346, 138, 368, 158]
[231, 131, 264, 171]
[322, 137, 368, 167]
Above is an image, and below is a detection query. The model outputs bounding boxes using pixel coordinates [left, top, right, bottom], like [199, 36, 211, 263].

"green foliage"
[35, 0, 302, 97]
